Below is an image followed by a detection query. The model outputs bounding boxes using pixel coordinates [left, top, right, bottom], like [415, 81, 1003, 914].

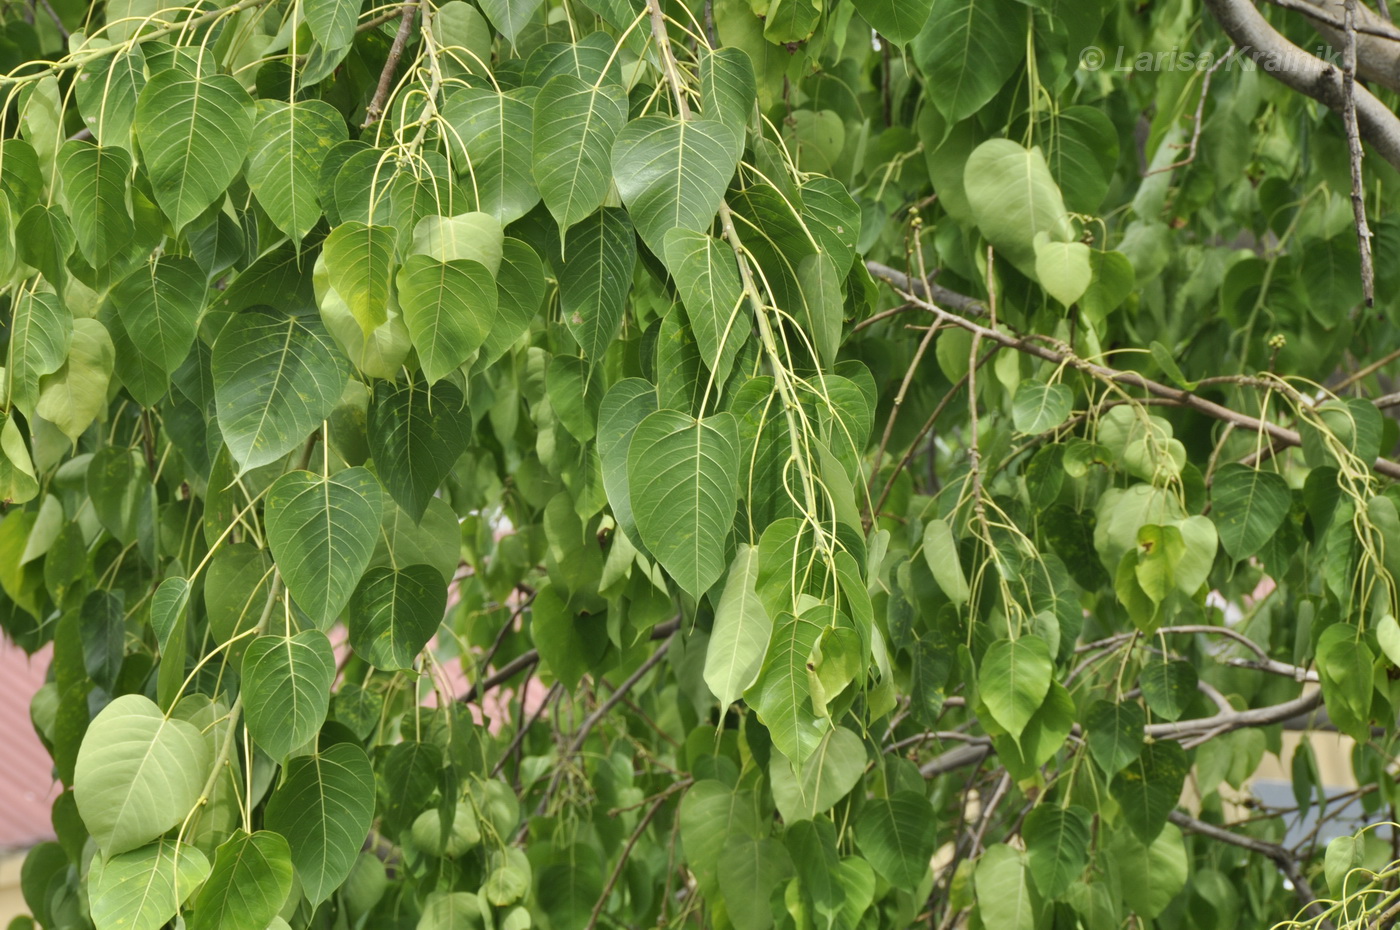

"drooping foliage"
[6, 0, 1400, 929]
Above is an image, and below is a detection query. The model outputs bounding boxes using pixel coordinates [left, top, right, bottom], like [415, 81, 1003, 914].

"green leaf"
[112, 257, 206, 387]
[1034, 236, 1093, 307]
[442, 87, 540, 226]
[532, 75, 628, 231]
[134, 69, 254, 230]
[482, 237, 546, 366]
[855, 0, 934, 44]
[796, 250, 844, 366]
[1210, 464, 1292, 561]
[410, 212, 504, 272]
[151, 577, 190, 711]
[1110, 740, 1188, 844]
[73, 694, 212, 856]
[242, 631, 336, 758]
[7, 291, 72, 417]
[478, 0, 543, 44]
[978, 636, 1053, 740]
[263, 742, 376, 905]
[746, 609, 828, 764]
[597, 377, 657, 548]
[913, 0, 1025, 122]
[368, 379, 470, 522]
[699, 48, 755, 159]
[770, 725, 866, 822]
[348, 565, 448, 670]
[922, 518, 969, 605]
[90, 838, 210, 930]
[529, 582, 608, 690]
[0, 416, 39, 506]
[717, 834, 793, 930]
[57, 140, 133, 268]
[304, 0, 359, 57]
[664, 228, 747, 385]
[963, 139, 1074, 281]
[1083, 700, 1144, 776]
[265, 467, 384, 626]
[974, 844, 1037, 930]
[398, 255, 497, 382]
[1316, 623, 1374, 741]
[560, 207, 637, 363]
[1011, 379, 1073, 434]
[610, 116, 738, 257]
[1139, 660, 1197, 722]
[763, 0, 820, 43]
[213, 311, 348, 473]
[627, 409, 741, 598]
[704, 544, 772, 707]
[247, 99, 347, 241]
[17, 202, 75, 290]
[1106, 823, 1187, 920]
[1378, 614, 1400, 667]
[324, 222, 398, 335]
[189, 831, 293, 930]
[37, 317, 115, 442]
[1022, 805, 1091, 900]
[680, 781, 763, 896]
[854, 791, 936, 888]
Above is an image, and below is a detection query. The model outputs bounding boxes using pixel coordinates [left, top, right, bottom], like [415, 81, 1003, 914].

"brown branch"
[1169, 811, 1334, 929]
[585, 779, 693, 930]
[363, 0, 419, 127]
[1203, 0, 1400, 171]
[1342, 0, 1377, 306]
[866, 262, 1400, 480]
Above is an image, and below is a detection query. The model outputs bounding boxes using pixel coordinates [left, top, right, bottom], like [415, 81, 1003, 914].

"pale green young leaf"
[974, 844, 1037, 930]
[89, 838, 210, 930]
[1011, 379, 1073, 434]
[8, 291, 73, 418]
[323, 221, 398, 335]
[922, 518, 968, 605]
[37, 317, 114, 443]
[770, 725, 866, 822]
[704, 544, 771, 707]
[746, 609, 828, 765]
[978, 635, 1053, 739]
[73, 694, 212, 856]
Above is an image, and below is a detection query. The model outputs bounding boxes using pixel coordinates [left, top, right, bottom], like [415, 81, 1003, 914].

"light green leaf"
[324, 221, 398, 335]
[746, 609, 828, 765]
[304, 0, 359, 52]
[627, 409, 741, 598]
[1034, 236, 1093, 307]
[1210, 464, 1292, 561]
[679, 780, 763, 896]
[37, 317, 114, 443]
[189, 831, 293, 930]
[213, 311, 348, 474]
[1378, 614, 1400, 667]
[560, 207, 636, 363]
[7, 291, 72, 417]
[1106, 823, 1187, 920]
[610, 116, 738, 257]
[348, 565, 447, 670]
[478, 0, 543, 49]
[664, 228, 747, 385]
[398, 255, 497, 382]
[922, 518, 968, 605]
[90, 838, 210, 930]
[598, 378, 657, 549]
[770, 725, 866, 822]
[266, 467, 384, 626]
[134, 69, 254, 230]
[242, 631, 336, 758]
[57, 140, 133, 268]
[442, 87, 540, 225]
[704, 544, 772, 707]
[978, 636, 1052, 740]
[854, 791, 936, 888]
[1316, 623, 1374, 741]
[263, 742, 376, 905]
[699, 47, 755, 159]
[73, 694, 212, 856]
[532, 75, 628, 231]
[1011, 379, 1072, 434]
[367, 379, 470, 522]
[247, 99, 346, 242]
[410, 212, 504, 272]
[796, 250, 843, 366]
[0, 416, 39, 506]
[717, 834, 793, 930]
[964, 139, 1074, 281]
[151, 577, 190, 711]
[974, 844, 1037, 930]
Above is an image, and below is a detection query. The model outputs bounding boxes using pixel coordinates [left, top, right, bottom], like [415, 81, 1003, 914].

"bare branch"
[1342, 0, 1378, 306]
[363, 0, 420, 127]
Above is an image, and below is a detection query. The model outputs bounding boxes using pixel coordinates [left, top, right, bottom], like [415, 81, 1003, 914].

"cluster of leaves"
[6, 0, 1400, 928]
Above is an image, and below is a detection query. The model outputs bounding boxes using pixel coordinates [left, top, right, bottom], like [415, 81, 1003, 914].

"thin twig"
[36, 0, 68, 39]
[1144, 47, 1232, 176]
[363, 0, 419, 127]
[489, 681, 561, 778]
[1342, 0, 1377, 306]
[584, 779, 693, 930]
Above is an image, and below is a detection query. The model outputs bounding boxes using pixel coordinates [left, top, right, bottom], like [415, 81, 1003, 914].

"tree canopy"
[5, 0, 1400, 928]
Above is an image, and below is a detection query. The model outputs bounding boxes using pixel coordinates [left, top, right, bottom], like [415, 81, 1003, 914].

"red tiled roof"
[0, 642, 57, 851]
